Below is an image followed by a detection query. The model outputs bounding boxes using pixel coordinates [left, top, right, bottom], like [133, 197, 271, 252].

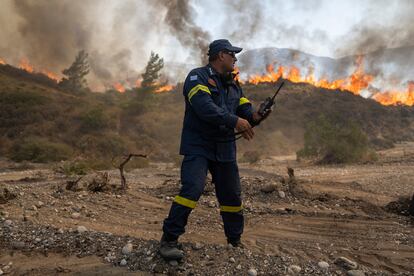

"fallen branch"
[115, 153, 147, 190]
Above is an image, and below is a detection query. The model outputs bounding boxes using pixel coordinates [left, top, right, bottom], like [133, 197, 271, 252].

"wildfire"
[372, 81, 414, 106]
[155, 84, 174, 93]
[19, 58, 34, 73]
[113, 82, 125, 93]
[41, 70, 59, 81]
[0, 58, 5, 65]
[245, 56, 413, 106]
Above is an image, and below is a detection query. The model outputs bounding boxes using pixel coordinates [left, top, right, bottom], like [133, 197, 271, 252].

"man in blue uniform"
[160, 39, 269, 260]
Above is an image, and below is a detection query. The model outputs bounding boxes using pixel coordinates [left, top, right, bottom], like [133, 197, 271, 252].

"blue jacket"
[179, 64, 254, 162]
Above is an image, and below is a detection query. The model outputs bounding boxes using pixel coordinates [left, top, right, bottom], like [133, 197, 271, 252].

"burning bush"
[297, 114, 377, 164]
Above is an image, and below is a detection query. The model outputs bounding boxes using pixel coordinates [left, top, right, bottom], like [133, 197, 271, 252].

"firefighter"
[159, 39, 270, 260]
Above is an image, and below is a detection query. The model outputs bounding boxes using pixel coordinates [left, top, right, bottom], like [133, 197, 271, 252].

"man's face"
[220, 51, 237, 72]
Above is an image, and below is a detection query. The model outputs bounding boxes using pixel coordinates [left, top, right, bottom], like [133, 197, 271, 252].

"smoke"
[0, 0, 163, 90]
[153, 0, 211, 65]
[1, 0, 413, 93]
[335, 0, 414, 57]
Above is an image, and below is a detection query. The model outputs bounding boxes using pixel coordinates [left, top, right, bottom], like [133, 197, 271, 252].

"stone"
[31, 205, 38, 211]
[4, 220, 12, 226]
[288, 265, 301, 274]
[236, 264, 242, 270]
[347, 270, 365, 276]
[229, 257, 236, 263]
[334, 257, 358, 270]
[318, 261, 329, 269]
[153, 263, 164, 273]
[193, 242, 203, 250]
[36, 201, 44, 208]
[248, 268, 258, 276]
[0, 269, 3, 275]
[1, 211, 9, 218]
[169, 260, 178, 266]
[77, 226, 88, 233]
[120, 259, 127, 266]
[278, 191, 286, 198]
[11, 241, 25, 250]
[260, 184, 276, 193]
[122, 243, 133, 255]
[71, 212, 81, 219]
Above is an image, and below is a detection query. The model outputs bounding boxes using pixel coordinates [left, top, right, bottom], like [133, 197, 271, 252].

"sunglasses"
[223, 51, 236, 58]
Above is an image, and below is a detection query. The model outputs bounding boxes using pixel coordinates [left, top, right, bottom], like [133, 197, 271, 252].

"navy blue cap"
[207, 39, 242, 56]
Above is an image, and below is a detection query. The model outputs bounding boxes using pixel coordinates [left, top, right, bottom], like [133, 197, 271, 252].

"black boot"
[159, 234, 184, 260]
[227, 237, 244, 248]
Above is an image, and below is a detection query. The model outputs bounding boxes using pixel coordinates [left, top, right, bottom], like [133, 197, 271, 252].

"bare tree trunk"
[117, 154, 147, 190]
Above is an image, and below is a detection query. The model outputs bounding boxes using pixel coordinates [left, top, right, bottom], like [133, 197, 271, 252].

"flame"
[372, 81, 414, 106]
[19, 58, 34, 73]
[155, 84, 174, 93]
[113, 82, 125, 93]
[41, 70, 60, 81]
[0, 58, 5, 65]
[245, 56, 413, 106]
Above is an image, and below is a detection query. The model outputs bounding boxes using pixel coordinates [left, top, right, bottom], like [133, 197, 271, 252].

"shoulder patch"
[208, 78, 216, 87]
[190, 75, 198, 81]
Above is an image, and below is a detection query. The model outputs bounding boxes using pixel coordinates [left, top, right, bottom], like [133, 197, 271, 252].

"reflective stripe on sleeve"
[188, 84, 211, 103]
[239, 97, 250, 106]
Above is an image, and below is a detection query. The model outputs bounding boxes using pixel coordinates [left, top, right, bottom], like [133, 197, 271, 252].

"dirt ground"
[0, 143, 413, 275]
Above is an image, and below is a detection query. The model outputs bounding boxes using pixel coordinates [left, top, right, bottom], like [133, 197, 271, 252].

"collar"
[207, 63, 218, 77]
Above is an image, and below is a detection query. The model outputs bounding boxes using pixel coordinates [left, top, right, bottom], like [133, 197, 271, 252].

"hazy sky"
[192, 0, 410, 57]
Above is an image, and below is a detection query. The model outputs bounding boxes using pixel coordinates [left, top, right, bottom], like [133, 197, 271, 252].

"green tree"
[297, 114, 376, 164]
[141, 52, 164, 88]
[59, 50, 90, 92]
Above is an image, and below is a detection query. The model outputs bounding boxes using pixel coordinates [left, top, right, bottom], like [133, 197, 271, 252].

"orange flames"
[19, 58, 34, 73]
[113, 82, 125, 93]
[155, 84, 174, 93]
[41, 70, 59, 81]
[15, 58, 61, 82]
[246, 56, 413, 106]
[372, 81, 414, 106]
[0, 58, 5, 65]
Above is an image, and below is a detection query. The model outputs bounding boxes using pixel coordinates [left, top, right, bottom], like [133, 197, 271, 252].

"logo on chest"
[208, 78, 217, 87]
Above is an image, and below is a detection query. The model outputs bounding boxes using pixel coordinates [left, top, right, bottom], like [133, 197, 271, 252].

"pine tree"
[59, 50, 90, 92]
[141, 52, 164, 88]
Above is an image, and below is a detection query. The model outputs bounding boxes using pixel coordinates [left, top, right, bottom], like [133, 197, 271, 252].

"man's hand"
[236, 118, 254, 140]
[253, 109, 272, 124]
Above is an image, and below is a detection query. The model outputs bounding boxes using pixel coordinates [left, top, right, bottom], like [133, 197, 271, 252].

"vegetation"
[141, 51, 164, 88]
[59, 50, 90, 92]
[10, 137, 72, 163]
[1, 64, 413, 167]
[297, 115, 377, 163]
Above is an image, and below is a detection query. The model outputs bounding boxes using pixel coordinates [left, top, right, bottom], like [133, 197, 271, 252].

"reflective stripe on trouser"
[162, 155, 243, 241]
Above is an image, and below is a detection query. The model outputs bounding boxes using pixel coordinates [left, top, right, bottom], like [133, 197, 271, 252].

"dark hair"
[208, 52, 220, 62]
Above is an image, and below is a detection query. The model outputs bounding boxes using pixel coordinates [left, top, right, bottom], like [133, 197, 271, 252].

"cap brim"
[226, 46, 243, 53]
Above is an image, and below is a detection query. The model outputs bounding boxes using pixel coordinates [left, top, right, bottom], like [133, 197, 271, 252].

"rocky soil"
[0, 143, 413, 275]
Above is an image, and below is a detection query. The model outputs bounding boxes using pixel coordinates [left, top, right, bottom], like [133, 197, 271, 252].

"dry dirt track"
[0, 143, 413, 275]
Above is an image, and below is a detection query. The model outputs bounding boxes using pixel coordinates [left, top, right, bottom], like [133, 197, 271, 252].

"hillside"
[238, 46, 414, 82]
[0, 64, 413, 166]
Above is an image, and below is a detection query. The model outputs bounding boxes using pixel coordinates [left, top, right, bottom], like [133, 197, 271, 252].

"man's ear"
[218, 51, 225, 61]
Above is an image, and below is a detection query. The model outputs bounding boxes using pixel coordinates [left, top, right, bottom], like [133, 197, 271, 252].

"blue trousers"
[162, 155, 243, 242]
